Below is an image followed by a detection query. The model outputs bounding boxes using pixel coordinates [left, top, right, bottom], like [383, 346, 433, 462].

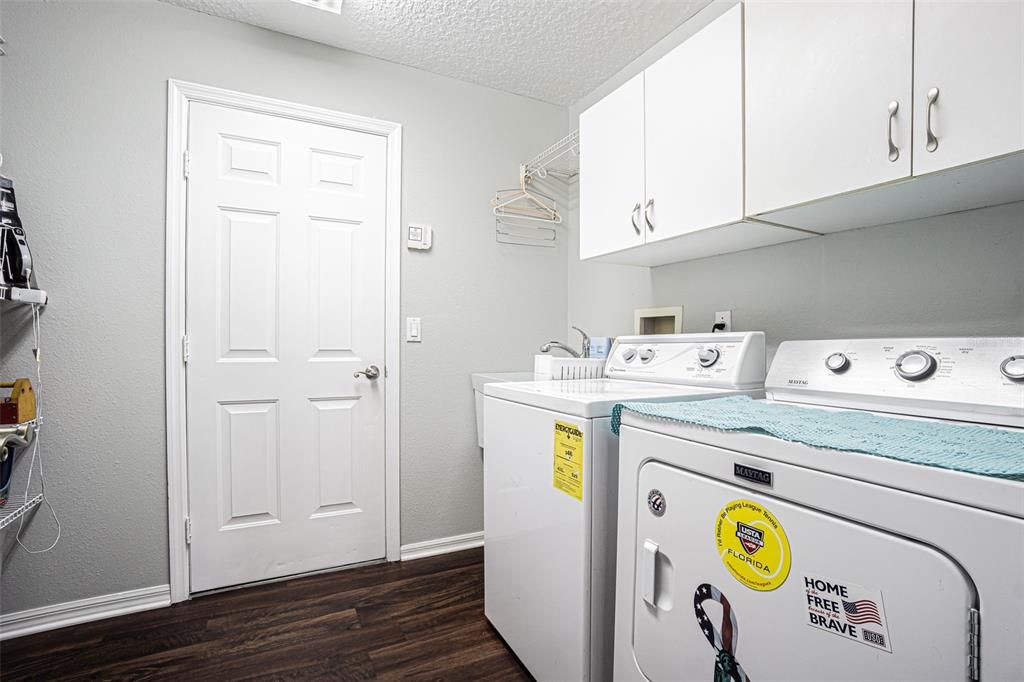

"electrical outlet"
[715, 310, 732, 332]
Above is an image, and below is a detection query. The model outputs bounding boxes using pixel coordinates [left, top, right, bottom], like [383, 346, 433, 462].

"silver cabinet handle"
[887, 100, 900, 162]
[630, 202, 641, 235]
[926, 87, 940, 152]
[644, 198, 655, 231]
[353, 365, 380, 380]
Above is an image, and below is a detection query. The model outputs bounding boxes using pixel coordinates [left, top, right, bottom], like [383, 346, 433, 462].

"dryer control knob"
[1000, 355, 1024, 381]
[697, 348, 720, 368]
[638, 348, 656, 364]
[622, 348, 637, 363]
[894, 350, 937, 381]
[825, 352, 850, 373]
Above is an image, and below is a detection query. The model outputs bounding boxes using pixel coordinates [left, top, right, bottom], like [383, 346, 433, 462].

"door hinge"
[968, 607, 980, 681]
[181, 334, 191, 364]
[185, 516, 192, 545]
[183, 150, 191, 180]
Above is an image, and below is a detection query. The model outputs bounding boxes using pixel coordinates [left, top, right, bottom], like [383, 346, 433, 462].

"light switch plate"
[406, 317, 422, 342]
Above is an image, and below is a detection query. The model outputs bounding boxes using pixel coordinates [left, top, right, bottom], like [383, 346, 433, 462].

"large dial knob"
[825, 352, 850, 373]
[894, 350, 937, 381]
[697, 348, 720, 368]
[638, 348, 656, 364]
[1000, 355, 1024, 381]
[622, 348, 637, 363]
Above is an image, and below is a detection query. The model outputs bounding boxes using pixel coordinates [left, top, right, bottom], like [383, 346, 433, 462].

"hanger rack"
[495, 216, 558, 248]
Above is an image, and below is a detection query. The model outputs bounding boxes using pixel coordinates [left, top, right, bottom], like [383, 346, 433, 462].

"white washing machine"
[484, 332, 766, 681]
[613, 337, 1024, 682]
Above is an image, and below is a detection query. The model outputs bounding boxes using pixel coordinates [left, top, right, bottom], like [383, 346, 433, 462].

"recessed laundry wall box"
[578, 4, 813, 266]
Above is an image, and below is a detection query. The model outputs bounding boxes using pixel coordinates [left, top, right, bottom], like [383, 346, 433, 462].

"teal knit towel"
[611, 395, 1024, 480]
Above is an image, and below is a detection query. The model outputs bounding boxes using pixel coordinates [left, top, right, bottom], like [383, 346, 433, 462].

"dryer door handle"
[641, 539, 660, 608]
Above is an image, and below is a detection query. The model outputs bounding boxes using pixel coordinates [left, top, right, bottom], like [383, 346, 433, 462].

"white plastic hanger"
[491, 164, 562, 224]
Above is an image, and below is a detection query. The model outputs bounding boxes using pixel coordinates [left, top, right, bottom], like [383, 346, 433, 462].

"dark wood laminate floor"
[1, 548, 531, 681]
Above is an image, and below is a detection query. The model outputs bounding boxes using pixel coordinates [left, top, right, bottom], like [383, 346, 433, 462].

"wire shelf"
[524, 130, 580, 183]
[0, 493, 43, 531]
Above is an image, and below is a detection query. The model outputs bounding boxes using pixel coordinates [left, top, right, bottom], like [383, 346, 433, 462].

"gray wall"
[649, 203, 1024, 353]
[0, 0, 568, 613]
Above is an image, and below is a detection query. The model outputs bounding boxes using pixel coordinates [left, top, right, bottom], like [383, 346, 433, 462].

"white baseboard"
[0, 584, 171, 640]
[400, 530, 483, 561]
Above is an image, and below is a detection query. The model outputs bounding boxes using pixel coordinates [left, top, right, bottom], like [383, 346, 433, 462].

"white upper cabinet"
[579, 74, 645, 260]
[912, 0, 1024, 176]
[644, 4, 744, 244]
[579, 5, 809, 264]
[745, 0, 914, 216]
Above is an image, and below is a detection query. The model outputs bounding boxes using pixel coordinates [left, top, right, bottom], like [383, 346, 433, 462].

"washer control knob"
[622, 348, 637, 363]
[1000, 355, 1024, 381]
[638, 348, 656, 364]
[894, 350, 937, 381]
[697, 348, 720, 368]
[825, 352, 850, 373]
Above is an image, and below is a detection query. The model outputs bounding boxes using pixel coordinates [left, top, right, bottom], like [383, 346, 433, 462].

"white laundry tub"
[471, 372, 534, 448]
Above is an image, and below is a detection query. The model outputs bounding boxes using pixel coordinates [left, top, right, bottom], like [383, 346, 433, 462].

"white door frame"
[164, 80, 402, 603]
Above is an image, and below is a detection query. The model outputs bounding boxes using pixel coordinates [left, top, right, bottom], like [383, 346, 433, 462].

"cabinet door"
[745, 0, 913, 216]
[644, 4, 743, 243]
[913, 1, 1024, 176]
[579, 74, 645, 259]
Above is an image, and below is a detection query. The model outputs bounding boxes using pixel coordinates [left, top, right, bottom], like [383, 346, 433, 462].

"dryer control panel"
[605, 332, 766, 389]
[767, 337, 1024, 427]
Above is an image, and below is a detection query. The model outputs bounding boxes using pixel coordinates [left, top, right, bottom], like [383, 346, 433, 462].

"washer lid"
[484, 379, 756, 418]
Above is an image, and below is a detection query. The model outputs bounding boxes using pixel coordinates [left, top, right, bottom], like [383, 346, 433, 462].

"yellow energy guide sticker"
[553, 420, 584, 500]
[715, 498, 791, 591]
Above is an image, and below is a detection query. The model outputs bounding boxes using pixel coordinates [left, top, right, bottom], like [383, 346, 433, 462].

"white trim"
[384, 125, 403, 563]
[400, 531, 484, 562]
[0, 585, 171, 640]
[165, 80, 403, 604]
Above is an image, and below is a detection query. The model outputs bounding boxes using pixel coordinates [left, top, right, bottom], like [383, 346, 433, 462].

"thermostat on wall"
[408, 224, 433, 250]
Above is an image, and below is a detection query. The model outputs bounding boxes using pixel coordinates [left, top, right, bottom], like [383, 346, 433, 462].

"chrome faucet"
[539, 341, 581, 358]
[539, 326, 591, 358]
[572, 326, 591, 358]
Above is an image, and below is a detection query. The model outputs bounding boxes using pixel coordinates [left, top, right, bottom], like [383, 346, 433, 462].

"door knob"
[353, 365, 381, 380]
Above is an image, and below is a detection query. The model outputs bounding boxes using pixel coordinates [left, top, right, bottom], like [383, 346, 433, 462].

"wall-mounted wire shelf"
[524, 130, 580, 183]
[0, 285, 47, 306]
[0, 494, 43, 531]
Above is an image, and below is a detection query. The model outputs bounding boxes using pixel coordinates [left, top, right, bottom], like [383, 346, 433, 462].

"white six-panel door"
[185, 102, 387, 592]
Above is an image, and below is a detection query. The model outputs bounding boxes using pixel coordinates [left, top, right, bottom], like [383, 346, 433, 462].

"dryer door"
[632, 462, 976, 681]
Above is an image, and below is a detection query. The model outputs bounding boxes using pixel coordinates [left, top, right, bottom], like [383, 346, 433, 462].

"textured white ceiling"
[160, 0, 713, 105]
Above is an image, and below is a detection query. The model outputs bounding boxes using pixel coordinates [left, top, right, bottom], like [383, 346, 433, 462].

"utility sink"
[471, 371, 534, 448]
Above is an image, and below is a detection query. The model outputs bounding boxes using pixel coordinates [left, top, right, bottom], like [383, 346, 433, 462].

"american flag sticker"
[803, 574, 893, 653]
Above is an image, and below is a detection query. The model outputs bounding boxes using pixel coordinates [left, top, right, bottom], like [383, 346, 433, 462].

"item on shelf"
[0, 448, 14, 506]
[0, 423, 33, 507]
[0, 378, 36, 424]
[1, 174, 36, 288]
